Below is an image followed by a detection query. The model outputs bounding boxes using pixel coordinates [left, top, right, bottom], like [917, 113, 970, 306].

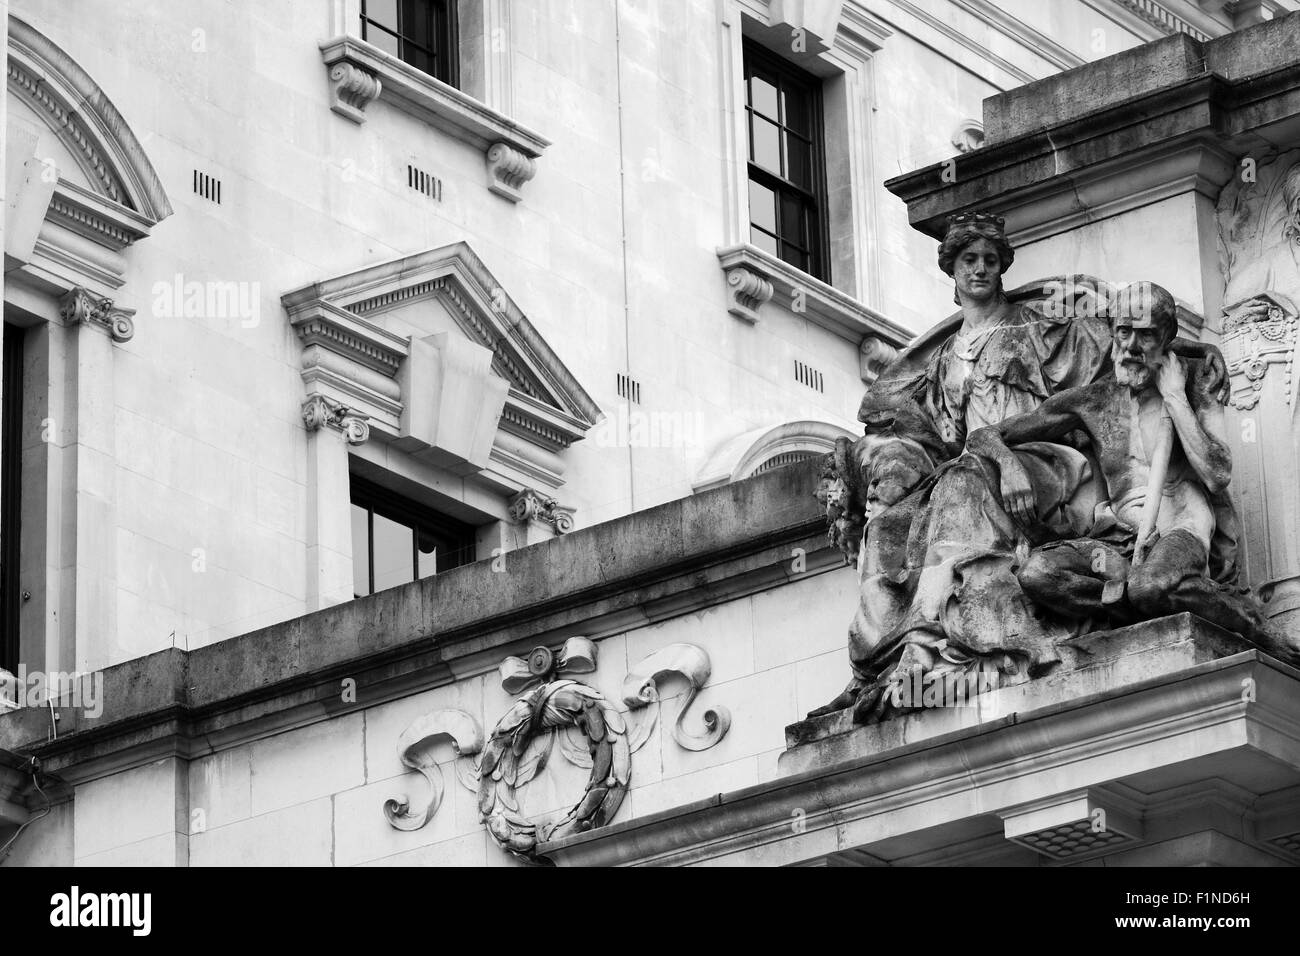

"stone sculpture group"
[816, 212, 1300, 724]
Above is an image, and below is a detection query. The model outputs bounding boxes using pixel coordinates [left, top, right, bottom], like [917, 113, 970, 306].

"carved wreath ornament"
[383, 638, 731, 859]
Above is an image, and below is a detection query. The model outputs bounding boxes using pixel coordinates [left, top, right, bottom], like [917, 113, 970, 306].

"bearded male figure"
[967, 284, 1295, 663]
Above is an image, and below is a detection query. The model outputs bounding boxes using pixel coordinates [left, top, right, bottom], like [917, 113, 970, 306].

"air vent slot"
[794, 359, 824, 393]
[407, 164, 443, 201]
[617, 373, 641, 404]
[193, 170, 222, 204]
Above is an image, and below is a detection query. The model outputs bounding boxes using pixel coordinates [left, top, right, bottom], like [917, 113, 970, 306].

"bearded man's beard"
[1113, 346, 1156, 389]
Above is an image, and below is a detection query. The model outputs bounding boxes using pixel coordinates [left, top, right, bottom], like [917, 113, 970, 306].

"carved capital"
[302, 395, 371, 445]
[58, 287, 135, 343]
[1221, 293, 1298, 410]
[507, 487, 574, 534]
[485, 142, 537, 202]
[725, 266, 774, 324]
[328, 60, 382, 124]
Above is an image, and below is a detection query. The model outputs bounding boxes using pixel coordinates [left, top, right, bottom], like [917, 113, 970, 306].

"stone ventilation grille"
[794, 360, 824, 393]
[193, 170, 222, 204]
[407, 164, 442, 201]
[1018, 820, 1131, 859]
[1268, 832, 1300, 859]
[752, 451, 818, 476]
[617, 372, 641, 404]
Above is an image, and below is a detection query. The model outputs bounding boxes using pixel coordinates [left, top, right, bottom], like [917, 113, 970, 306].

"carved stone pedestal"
[779, 614, 1252, 776]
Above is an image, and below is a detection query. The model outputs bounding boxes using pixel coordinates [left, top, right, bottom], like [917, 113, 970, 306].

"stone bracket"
[508, 488, 575, 534]
[58, 287, 135, 343]
[326, 60, 382, 123]
[484, 143, 537, 203]
[724, 265, 774, 324]
[319, 36, 549, 202]
[302, 395, 371, 445]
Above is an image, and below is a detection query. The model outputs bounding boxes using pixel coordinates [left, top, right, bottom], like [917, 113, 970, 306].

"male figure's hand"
[1156, 352, 1188, 402]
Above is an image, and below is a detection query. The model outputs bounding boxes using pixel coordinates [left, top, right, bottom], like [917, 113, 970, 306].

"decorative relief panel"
[383, 639, 731, 860]
[1216, 150, 1300, 625]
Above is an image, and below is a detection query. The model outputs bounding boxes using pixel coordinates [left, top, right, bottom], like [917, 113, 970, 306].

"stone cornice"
[949, 0, 1086, 73]
[0, 460, 833, 786]
[717, 243, 912, 345]
[45, 181, 153, 251]
[318, 35, 549, 201]
[864, 0, 1036, 87]
[886, 75, 1245, 243]
[886, 16, 1300, 242]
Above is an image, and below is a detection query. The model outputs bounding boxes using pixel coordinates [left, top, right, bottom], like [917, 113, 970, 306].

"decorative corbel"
[725, 266, 774, 324]
[859, 335, 899, 386]
[302, 395, 371, 445]
[507, 488, 574, 534]
[58, 287, 135, 343]
[328, 60, 382, 124]
[485, 143, 537, 203]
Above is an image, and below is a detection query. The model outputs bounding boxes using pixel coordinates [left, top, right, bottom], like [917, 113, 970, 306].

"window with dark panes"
[361, 0, 459, 87]
[744, 41, 829, 281]
[350, 475, 476, 598]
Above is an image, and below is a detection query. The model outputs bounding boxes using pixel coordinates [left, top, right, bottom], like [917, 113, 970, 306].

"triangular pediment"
[282, 242, 602, 465]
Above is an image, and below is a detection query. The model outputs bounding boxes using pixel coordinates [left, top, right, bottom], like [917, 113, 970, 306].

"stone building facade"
[1, 0, 1298, 867]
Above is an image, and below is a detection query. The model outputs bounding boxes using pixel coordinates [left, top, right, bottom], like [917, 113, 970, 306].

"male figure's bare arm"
[1157, 355, 1231, 494]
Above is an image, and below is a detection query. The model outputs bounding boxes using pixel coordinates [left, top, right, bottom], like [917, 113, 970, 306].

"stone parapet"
[0, 457, 832, 786]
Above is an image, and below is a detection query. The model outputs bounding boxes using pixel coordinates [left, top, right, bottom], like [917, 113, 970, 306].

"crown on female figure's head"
[945, 211, 1006, 234]
[937, 211, 1014, 282]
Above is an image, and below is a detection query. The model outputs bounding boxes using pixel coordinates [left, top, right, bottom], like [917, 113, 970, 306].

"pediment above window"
[6, 15, 172, 295]
[282, 242, 602, 492]
[693, 419, 855, 492]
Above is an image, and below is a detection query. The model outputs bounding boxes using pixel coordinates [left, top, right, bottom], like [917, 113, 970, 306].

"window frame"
[742, 39, 831, 283]
[360, 0, 460, 88]
[350, 474, 477, 598]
